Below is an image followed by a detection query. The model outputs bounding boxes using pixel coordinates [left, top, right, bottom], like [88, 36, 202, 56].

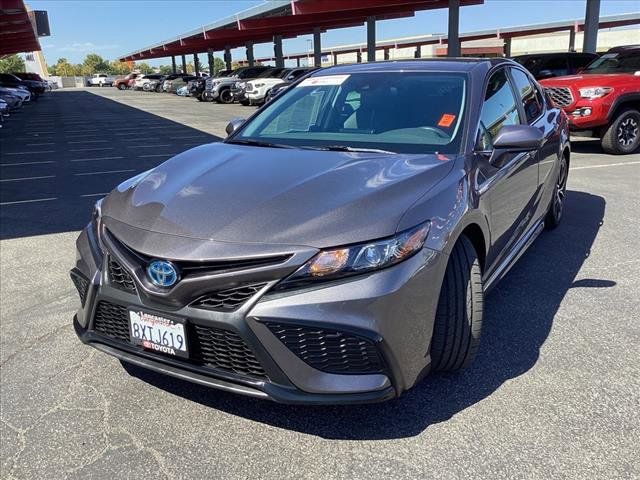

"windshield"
[583, 52, 640, 74]
[233, 71, 467, 154]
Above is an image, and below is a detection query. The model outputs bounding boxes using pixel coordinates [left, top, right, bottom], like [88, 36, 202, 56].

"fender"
[607, 93, 640, 121]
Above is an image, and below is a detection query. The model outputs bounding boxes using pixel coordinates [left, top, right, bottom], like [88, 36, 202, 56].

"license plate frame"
[128, 308, 188, 358]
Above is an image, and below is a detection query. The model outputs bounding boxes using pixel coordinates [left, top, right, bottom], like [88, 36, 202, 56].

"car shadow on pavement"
[0, 90, 221, 240]
[124, 189, 609, 440]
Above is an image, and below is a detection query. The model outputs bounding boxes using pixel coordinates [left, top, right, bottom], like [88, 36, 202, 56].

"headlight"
[579, 87, 612, 99]
[275, 223, 430, 290]
[91, 199, 105, 253]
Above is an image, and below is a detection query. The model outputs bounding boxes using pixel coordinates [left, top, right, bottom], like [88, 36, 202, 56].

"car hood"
[102, 142, 455, 249]
[540, 73, 637, 87]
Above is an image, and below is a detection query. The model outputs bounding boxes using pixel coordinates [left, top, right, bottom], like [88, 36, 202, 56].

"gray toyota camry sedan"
[71, 59, 569, 404]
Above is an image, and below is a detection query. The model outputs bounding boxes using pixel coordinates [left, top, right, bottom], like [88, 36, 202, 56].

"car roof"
[606, 44, 640, 53]
[513, 52, 598, 59]
[317, 58, 511, 75]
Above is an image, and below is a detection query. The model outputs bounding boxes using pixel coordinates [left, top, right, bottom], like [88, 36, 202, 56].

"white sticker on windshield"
[299, 75, 350, 87]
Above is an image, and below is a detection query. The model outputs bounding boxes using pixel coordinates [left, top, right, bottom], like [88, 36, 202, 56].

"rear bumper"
[72, 225, 447, 404]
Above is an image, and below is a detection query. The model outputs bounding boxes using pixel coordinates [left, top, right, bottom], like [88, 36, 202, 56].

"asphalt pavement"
[0, 87, 638, 479]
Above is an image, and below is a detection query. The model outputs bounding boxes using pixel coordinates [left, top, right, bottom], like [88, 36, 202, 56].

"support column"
[193, 53, 199, 75]
[313, 27, 322, 67]
[245, 41, 254, 67]
[296, 58, 300, 67]
[224, 47, 232, 70]
[274, 35, 284, 68]
[583, 0, 600, 53]
[447, 0, 461, 57]
[366, 17, 376, 62]
[333, 52, 338, 65]
[171, 56, 177, 74]
[383, 48, 390, 60]
[504, 37, 512, 57]
[568, 28, 576, 52]
[414, 45, 422, 59]
[181, 55, 187, 73]
[207, 49, 215, 75]
[356, 50, 362, 63]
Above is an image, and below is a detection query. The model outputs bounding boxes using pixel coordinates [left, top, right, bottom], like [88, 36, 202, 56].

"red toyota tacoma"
[540, 45, 640, 155]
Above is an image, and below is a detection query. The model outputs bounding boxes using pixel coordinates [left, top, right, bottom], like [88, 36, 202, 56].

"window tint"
[478, 69, 521, 149]
[541, 56, 569, 77]
[510, 68, 543, 123]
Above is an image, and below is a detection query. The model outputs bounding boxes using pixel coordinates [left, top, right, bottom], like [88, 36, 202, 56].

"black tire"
[217, 88, 233, 104]
[240, 100, 250, 106]
[545, 154, 568, 230]
[601, 108, 640, 155]
[155, 84, 162, 93]
[430, 236, 483, 372]
[117, 83, 126, 90]
[196, 94, 205, 102]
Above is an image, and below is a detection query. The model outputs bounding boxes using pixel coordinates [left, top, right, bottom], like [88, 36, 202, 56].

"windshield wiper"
[226, 139, 296, 149]
[304, 145, 397, 154]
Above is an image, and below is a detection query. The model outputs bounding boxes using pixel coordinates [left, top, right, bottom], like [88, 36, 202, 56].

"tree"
[135, 62, 154, 74]
[49, 57, 76, 76]
[110, 60, 131, 75]
[212, 57, 226, 75]
[81, 53, 110, 75]
[0, 54, 26, 74]
[157, 64, 173, 75]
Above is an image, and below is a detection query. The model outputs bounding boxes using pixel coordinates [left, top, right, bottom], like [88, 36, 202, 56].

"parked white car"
[87, 74, 114, 87]
[133, 74, 164, 90]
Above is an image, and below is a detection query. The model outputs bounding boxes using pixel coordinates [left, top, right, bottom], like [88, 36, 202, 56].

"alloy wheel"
[553, 158, 568, 222]
[617, 116, 638, 147]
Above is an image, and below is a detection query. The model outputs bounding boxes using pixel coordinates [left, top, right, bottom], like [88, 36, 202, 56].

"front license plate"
[128, 310, 188, 358]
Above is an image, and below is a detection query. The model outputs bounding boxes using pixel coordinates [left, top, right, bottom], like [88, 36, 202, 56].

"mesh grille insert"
[545, 87, 574, 108]
[108, 257, 136, 294]
[94, 301, 130, 342]
[265, 323, 384, 374]
[70, 270, 89, 306]
[191, 283, 266, 312]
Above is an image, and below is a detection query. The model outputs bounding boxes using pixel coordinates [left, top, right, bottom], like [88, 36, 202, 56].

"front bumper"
[562, 100, 610, 131]
[71, 224, 447, 404]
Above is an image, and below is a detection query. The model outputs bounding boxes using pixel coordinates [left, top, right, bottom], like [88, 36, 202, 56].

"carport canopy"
[118, 0, 483, 62]
[0, 0, 41, 56]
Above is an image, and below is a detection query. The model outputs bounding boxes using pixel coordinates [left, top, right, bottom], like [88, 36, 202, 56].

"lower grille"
[108, 257, 136, 294]
[191, 283, 267, 312]
[94, 301, 130, 342]
[545, 87, 574, 108]
[70, 269, 89, 306]
[265, 323, 384, 374]
[91, 301, 267, 379]
[191, 325, 267, 379]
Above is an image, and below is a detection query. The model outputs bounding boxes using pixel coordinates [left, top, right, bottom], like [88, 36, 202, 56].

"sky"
[28, 0, 639, 68]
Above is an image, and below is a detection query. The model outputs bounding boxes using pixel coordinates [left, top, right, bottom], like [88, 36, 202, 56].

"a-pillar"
[366, 17, 376, 62]
[274, 35, 284, 68]
[583, 0, 600, 54]
[313, 27, 322, 67]
[447, 0, 461, 57]
[224, 47, 232, 70]
[245, 41, 254, 67]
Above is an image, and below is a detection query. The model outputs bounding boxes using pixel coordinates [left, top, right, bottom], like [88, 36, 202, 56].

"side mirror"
[225, 118, 246, 136]
[489, 125, 544, 166]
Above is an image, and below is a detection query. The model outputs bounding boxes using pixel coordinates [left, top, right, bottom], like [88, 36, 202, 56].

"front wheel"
[545, 155, 568, 230]
[430, 236, 483, 372]
[217, 88, 233, 104]
[117, 83, 126, 90]
[601, 108, 640, 155]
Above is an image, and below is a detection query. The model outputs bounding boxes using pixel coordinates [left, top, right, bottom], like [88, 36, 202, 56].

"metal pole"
[384, 48, 390, 60]
[224, 47, 232, 70]
[356, 50, 362, 63]
[333, 52, 338, 65]
[313, 27, 322, 67]
[207, 49, 214, 75]
[171, 56, 176, 74]
[414, 45, 422, 59]
[447, 0, 461, 57]
[181, 55, 187, 73]
[583, 0, 600, 54]
[245, 41, 255, 67]
[193, 54, 199, 75]
[296, 58, 300, 67]
[366, 17, 376, 62]
[274, 35, 284, 68]
[568, 28, 576, 52]
[504, 37, 512, 57]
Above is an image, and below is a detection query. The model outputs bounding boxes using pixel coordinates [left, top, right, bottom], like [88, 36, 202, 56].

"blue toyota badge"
[147, 260, 178, 288]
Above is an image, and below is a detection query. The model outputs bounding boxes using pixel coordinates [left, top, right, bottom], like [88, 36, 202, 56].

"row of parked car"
[0, 72, 49, 128]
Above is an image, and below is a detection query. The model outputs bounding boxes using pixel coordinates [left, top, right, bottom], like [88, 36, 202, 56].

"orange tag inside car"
[438, 114, 456, 128]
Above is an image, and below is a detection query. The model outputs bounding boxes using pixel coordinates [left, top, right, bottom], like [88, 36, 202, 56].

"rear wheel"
[430, 236, 483, 372]
[545, 154, 568, 230]
[217, 88, 233, 104]
[601, 108, 640, 155]
[117, 83, 126, 90]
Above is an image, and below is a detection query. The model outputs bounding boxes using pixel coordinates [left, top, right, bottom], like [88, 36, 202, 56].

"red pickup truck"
[540, 45, 640, 155]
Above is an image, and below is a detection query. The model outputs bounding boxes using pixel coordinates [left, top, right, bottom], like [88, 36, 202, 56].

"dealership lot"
[1, 88, 639, 479]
